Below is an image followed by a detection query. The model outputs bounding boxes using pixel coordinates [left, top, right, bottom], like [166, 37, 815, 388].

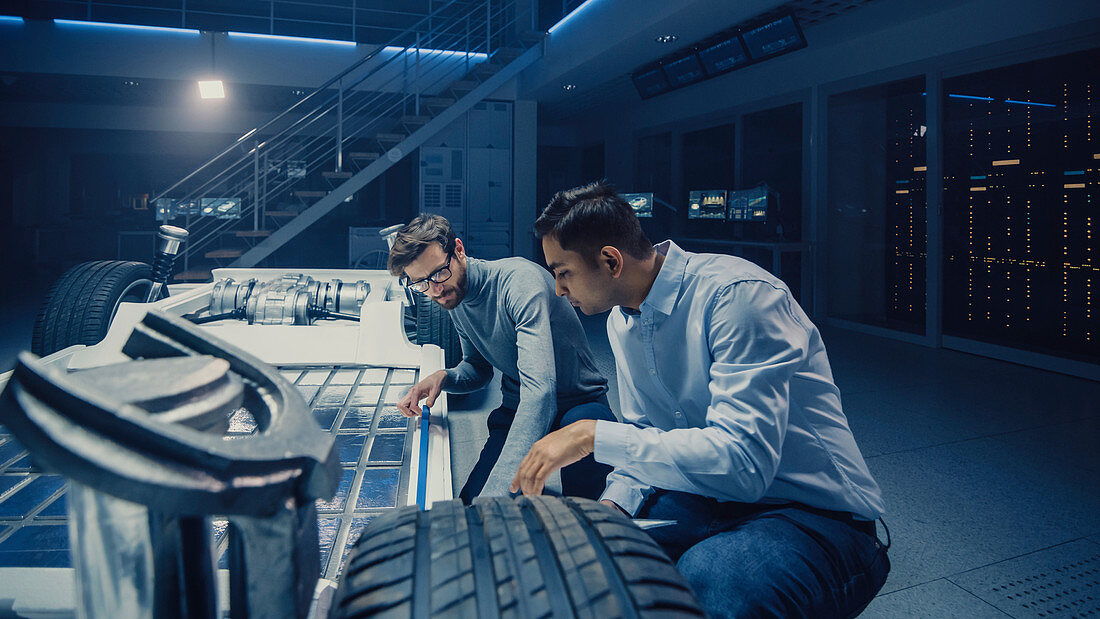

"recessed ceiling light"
[123, 80, 140, 86]
[562, 83, 577, 91]
[655, 34, 678, 43]
[291, 88, 306, 96]
[198, 80, 226, 99]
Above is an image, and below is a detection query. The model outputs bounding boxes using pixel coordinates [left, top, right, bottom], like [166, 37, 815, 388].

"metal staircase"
[152, 0, 542, 280]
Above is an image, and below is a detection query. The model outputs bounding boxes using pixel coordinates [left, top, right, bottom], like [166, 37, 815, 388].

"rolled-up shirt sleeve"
[595, 282, 810, 504]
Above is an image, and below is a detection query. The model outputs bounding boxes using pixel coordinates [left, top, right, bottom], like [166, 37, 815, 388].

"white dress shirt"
[595, 240, 885, 520]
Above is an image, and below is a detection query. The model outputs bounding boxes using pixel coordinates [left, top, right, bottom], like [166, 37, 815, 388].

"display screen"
[631, 64, 672, 99]
[687, 190, 728, 220]
[697, 34, 751, 76]
[621, 193, 654, 218]
[728, 186, 768, 222]
[662, 52, 706, 87]
[741, 14, 806, 61]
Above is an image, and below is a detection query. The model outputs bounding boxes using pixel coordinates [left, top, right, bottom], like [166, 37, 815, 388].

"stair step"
[399, 115, 432, 125]
[205, 249, 244, 259]
[375, 133, 406, 143]
[174, 270, 213, 282]
[516, 31, 545, 44]
[492, 46, 525, 61]
[235, 230, 272, 238]
[349, 151, 381, 160]
[449, 80, 479, 92]
[472, 62, 503, 75]
[265, 210, 300, 217]
[293, 190, 328, 198]
[421, 97, 455, 107]
[322, 171, 354, 179]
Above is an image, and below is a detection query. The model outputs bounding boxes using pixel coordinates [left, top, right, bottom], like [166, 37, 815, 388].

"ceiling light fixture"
[562, 84, 577, 91]
[198, 80, 226, 99]
[198, 35, 226, 100]
[655, 34, 678, 43]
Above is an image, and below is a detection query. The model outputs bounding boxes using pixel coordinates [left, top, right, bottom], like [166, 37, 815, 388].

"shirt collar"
[639, 240, 687, 317]
[461, 257, 485, 302]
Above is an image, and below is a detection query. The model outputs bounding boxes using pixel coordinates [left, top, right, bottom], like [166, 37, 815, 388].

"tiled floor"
[446, 313, 1100, 618]
[2, 299, 1098, 617]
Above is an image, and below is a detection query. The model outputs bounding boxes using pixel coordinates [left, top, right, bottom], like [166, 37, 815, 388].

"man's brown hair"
[387, 213, 456, 278]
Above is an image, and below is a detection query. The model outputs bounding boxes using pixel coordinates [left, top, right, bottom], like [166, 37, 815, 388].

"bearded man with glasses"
[389, 213, 616, 503]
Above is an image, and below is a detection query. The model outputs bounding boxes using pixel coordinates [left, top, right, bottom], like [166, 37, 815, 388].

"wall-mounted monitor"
[661, 51, 706, 88]
[741, 13, 806, 61]
[688, 190, 728, 220]
[622, 192, 654, 218]
[697, 33, 750, 76]
[631, 63, 672, 99]
[728, 186, 768, 222]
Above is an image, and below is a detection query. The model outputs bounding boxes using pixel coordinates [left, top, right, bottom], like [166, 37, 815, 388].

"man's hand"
[511, 419, 598, 496]
[397, 370, 447, 418]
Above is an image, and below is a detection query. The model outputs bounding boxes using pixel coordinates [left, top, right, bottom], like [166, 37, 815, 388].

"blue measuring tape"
[416, 404, 429, 510]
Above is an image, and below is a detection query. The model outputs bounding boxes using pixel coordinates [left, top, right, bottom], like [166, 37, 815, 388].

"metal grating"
[0, 364, 420, 581]
[949, 539, 1100, 618]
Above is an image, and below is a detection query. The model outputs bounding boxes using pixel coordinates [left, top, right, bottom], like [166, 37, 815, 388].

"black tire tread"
[32, 260, 154, 357]
[329, 497, 703, 619]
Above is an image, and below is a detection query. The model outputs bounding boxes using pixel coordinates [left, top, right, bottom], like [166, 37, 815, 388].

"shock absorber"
[145, 225, 190, 303]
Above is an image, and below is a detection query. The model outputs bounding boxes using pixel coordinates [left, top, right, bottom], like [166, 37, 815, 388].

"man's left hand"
[511, 420, 598, 496]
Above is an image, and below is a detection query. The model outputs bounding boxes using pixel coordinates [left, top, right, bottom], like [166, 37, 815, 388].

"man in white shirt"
[512, 182, 890, 617]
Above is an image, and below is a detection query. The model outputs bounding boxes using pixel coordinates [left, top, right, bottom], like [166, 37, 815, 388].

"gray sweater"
[444, 257, 608, 497]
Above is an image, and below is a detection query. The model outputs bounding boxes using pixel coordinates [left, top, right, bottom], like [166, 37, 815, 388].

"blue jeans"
[459, 399, 616, 504]
[638, 490, 890, 618]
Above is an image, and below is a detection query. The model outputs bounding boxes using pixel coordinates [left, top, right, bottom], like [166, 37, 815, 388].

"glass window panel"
[315, 470, 355, 513]
[360, 369, 389, 384]
[316, 385, 352, 407]
[296, 385, 320, 405]
[943, 48, 1099, 363]
[0, 438, 26, 468]
[0, 476, 66, 519]
[375, 406, 411, 431]
[368, 434, 406, 463]
[355, 468, 401, 509]
[313, 407, 341, 432]
[0, 524, 70, 567]
[827, 76, 927, 333]
[298, 370, 331, 386]
[348, 385, 383, 407]
[329, 370, 361, 385]
[317, 517, 341, 575]
[36, 492, 68, 519]
[340, 407, 377, 431]
[334, 435, 367, 466]
[0, 474, 28, 498]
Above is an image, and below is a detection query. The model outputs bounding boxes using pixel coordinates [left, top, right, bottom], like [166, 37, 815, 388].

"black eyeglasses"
[403, 251, 454, 293]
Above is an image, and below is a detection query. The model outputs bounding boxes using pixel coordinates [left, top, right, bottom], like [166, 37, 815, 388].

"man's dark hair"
[387, 213, 456, 278]
[535, 181, 654, 264]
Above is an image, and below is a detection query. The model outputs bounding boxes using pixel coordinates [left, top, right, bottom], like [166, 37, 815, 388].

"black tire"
[413, 292, 462, 369]
[329, 496, 704, 618]
[31, 260, 156, 357]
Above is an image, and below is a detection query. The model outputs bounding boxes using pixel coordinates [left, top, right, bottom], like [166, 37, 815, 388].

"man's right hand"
[397, 370, 448, 417]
